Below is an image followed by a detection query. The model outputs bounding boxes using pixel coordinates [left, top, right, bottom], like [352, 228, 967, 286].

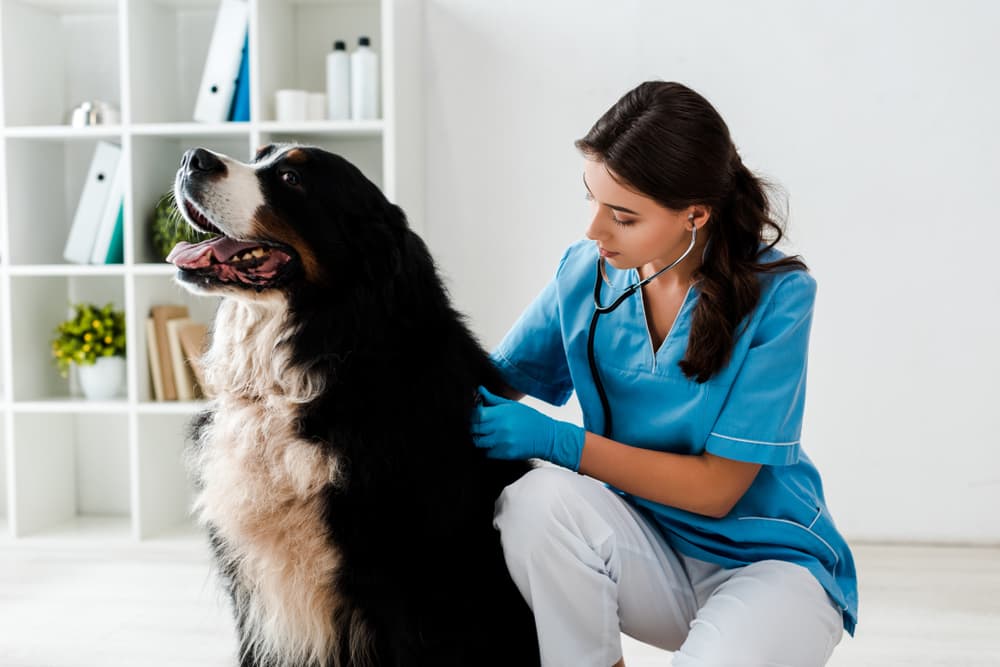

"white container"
[77, 356, 126, 400]
[326, 40, 350, 121]
[307, 92, 326, 121]
[350, 36, 379, 120]
[275, 89, 308, 122]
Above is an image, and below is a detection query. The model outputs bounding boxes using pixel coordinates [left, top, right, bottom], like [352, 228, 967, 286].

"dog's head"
[168, 144, 405, 301]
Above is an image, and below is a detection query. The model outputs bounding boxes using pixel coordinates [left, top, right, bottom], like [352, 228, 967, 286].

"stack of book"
[63, 140, 125, 265]
[146, 304, 210, 401]
[194, 0, 250, 123]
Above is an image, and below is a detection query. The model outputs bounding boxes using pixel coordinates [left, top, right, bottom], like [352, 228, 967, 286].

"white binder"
[193, 0, 249, 123]
[63, 141, 121, 264]
[89, 153, 126, 264]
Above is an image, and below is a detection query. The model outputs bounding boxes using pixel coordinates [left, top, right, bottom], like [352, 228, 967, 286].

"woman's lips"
[599, 247, 619, 258]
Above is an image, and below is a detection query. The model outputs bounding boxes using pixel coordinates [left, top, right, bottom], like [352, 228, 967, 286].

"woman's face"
[582, 158, 706, 276]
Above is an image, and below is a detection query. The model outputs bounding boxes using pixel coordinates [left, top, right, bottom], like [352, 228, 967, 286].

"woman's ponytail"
[680, 155, 806, 382]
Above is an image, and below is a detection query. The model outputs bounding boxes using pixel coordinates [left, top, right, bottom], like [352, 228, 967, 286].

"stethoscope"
[587, 219, 699, 438]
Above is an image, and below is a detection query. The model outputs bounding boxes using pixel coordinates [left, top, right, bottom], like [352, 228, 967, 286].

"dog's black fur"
[174, 145, 540, 666]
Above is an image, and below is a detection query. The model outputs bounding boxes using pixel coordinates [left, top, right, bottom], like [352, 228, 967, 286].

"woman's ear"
[687, 205, 712, 229]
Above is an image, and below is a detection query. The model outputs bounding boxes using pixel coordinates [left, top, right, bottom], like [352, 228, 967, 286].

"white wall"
[421, 0, 1000, 544]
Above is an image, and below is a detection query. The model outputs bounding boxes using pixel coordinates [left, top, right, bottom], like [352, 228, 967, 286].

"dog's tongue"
[166, 237, 259, 269]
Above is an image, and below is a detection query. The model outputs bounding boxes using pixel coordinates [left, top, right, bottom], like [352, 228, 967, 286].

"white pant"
[493, 466, 844, 667]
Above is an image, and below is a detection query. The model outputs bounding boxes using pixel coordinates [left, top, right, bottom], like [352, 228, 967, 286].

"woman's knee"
[493, 466, 581, 548]
[672, 561, 843, 666]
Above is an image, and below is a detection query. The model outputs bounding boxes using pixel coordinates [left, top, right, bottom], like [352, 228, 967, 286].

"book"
[63, 141, 121, 264]
[227, 30, 250, 122]
[150, 304, 189, 400]
[177, 320, 209, 398]
[146, 317, 165, 401]
[166, 317, 199, 401]
[88, 153, 125, 264]
[193, 0, 249, 123]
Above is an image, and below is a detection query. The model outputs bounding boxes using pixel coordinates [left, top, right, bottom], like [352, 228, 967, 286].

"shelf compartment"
[127, 0, 247, 124]
[257, 0, 382, 122]
[1, 303, 6, 396]
[6, 265, 129, 277]
[9, 274, 126, 402]
[1, 0, 122, 127]
[130, 122, 252, 137]
[9, 515, 131, 545]
[132, 264, 179, 276]
[3, 125, 124, 140]
[1, 413, 7, 536]
[4, 136, 125, 266]
[11, 399, 129, 414]
[257, 119, 384, 137]
[10, 412, 130, 539]
[131, 275, 219, 404]
[135, 413, 199, 540]
[131, 133, 252, 265]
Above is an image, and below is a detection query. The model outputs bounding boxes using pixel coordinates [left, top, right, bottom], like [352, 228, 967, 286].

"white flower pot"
[77, 356, 126, 400]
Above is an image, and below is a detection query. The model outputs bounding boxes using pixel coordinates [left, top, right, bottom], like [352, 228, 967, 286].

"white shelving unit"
[0, 0, 425, 545]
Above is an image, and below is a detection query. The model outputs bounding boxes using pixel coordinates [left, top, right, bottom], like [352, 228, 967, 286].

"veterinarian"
[471, 80, 858, 667]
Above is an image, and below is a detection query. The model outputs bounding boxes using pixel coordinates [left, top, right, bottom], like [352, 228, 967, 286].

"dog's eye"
[280, 170, 301, 187]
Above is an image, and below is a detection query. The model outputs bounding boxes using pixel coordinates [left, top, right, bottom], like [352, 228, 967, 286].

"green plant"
[151, 193, 215, 261]
[50, 302, 126, 378]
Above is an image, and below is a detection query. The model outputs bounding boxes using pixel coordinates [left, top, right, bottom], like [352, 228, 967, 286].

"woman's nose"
[585, 213, 609, 242]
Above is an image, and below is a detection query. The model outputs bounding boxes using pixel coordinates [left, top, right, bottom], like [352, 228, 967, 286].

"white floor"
[0, 540, 997, 666]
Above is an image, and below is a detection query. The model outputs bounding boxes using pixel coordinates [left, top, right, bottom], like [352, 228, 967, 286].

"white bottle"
[326, 40, 350, 121]
[350, 36, 379, 120]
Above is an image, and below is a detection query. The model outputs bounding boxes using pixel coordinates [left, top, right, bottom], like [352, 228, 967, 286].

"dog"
[167, 144, 541, 667]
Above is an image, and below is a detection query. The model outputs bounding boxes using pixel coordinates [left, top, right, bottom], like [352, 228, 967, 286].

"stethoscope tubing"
[588, 225, 698, 438]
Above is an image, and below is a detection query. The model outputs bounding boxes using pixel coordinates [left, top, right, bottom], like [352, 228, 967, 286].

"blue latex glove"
[471, 385, 585, 471]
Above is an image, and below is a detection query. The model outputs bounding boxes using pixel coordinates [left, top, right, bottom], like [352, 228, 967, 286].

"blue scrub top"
[490, 239, 858, 636]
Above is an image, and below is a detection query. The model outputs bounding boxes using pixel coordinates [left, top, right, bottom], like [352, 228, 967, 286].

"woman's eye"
[612, 215, 634, 227]
[281, 170, 300, 186]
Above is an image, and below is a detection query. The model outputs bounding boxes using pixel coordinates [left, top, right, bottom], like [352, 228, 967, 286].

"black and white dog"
[167, 145, 540, 667]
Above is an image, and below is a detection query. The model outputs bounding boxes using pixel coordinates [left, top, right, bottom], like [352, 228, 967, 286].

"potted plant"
[151, 193, 214, 261]
[51, 302, 127, 399]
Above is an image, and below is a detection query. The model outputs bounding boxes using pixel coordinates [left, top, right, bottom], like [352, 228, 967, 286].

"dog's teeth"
[225, 248, 270, 264]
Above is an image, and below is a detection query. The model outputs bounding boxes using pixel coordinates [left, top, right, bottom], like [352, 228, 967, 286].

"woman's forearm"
[577, 431, 761, 518]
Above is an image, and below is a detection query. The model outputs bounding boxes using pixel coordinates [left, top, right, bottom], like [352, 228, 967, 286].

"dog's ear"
[375, 200, 409, 278]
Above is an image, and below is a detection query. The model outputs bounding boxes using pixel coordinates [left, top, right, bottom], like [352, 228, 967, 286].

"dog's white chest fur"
[190, 299, 345, 666]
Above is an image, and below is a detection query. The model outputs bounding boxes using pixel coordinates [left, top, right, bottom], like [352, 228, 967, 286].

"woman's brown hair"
[575, 80, 808, 383]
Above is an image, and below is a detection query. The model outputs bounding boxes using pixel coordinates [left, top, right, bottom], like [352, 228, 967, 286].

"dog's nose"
[184, 148, 226, 176]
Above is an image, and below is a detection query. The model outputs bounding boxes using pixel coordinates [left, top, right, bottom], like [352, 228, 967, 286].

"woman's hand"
[471, 386, 585, 471]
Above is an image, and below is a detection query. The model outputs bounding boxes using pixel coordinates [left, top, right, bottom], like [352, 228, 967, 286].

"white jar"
[350, 36, 379, 120]
[307, 92, 327, 121]
[275, 89, 308, 122]
[326, 40, 351, 121]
